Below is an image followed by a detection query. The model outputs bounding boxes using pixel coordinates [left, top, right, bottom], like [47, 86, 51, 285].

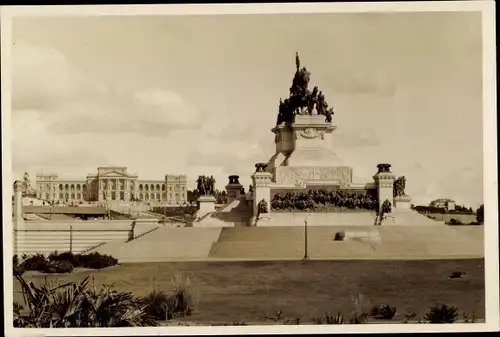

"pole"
[69, 225, 73, 253]
[302, 218, 309, 261]
[163, 204, 167, 227]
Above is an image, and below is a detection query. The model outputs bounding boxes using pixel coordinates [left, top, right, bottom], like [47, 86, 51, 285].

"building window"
[59, 185, 63, 191]
[71, 193, 75, 199]
[77, 193, 81, 199]
[59, 193, 63, 199]
[162, 184, 166, 191]
[156, 193, 160, 200]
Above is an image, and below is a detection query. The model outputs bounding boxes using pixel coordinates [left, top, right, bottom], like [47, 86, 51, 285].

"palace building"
[35, 167, 188, 204]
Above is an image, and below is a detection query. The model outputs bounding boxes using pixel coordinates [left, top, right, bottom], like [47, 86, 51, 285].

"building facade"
[36, 167, 188, 204]
[429, 198, 456, 211]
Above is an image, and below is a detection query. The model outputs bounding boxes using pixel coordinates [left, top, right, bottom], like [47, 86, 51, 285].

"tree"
[187, 189, 200, 203]
[476, 204, 484, 223]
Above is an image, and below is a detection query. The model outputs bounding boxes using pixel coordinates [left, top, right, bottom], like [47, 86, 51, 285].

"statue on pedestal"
[381, 199, 392, 214]
[307, 86, 319, 115]
[276, 53, 335, 125]
[196, 175, 215, 196]
[393, 176, 407, 197]
[257, 199, 269, 215]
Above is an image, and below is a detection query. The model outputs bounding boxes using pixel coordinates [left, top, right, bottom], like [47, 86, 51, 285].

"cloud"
[325, 68, 396, 96]
[12, 42, 204, 140]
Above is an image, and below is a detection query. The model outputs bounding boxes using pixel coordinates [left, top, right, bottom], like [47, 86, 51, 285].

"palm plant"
[14, 274, 156, 327]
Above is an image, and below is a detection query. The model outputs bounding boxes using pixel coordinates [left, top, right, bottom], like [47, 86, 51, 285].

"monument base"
[196, 195, 216, 220]
[394, 195, 412, 209]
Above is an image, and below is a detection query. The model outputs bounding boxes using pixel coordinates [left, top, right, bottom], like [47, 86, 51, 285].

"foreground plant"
[14, 274, 156, 327]
[424, 304, 458, 323]
[348, 293, 370, 324]
[138, 273, 196, 321]
[313, 312, 344, 325]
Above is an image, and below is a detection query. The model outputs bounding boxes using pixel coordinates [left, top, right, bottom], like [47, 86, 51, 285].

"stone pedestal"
[373, 164, 395, 213]
[394, 195, 412, 209]
[196, 195, 216, 220]
[271, 115, 341, 168]
[225, 175, 243, 203]
[268, 115, 349, 187]
[251, 167, 273, 221]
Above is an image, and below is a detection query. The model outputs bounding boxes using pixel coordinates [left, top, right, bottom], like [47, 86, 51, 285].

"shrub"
[48, 251, 81, 266]
[403, 311, 417, 323]
[43, 260, 74, 274]
[425, 304, 458, 323]
[271, 189, 378, 212]
[79, 252, 118, 269]
[166, 273, 196, 319]
[22, 253, 49, 271]
[324, 312, 344, 324]
[369, 305, 379, 317]
[334, 231, 345, 241]
[13, 255, 25, 276]
[476, 204, 484, 223]
[138, 290, 168, 321]
[378, 304, 397, 319]
[448, 218, 462, 225]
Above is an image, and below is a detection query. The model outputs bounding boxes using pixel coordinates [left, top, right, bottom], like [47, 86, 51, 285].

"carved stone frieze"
[275, 166, 353, 187]
[296, 127, 325, 140]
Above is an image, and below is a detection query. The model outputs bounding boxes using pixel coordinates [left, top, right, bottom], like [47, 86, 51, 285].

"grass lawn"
[13, 259, 484, 324]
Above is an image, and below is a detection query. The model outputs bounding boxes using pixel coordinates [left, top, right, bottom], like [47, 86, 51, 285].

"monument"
[249, 54, 412, 223]
[195, 175, 216, 221]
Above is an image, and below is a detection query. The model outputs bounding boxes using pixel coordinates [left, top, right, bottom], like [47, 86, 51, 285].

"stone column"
[251, 163, 273, 221]
[13, 181, 24, 255]
[225, 175, 243, 203]
[373, 164, 395, 213]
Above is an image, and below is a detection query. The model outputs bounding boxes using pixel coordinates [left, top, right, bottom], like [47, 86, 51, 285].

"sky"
[9, 11, 484, 207]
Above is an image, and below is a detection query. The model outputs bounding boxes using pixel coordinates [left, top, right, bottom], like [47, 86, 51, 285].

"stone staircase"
[91, 227, 223, 263]
[208, 225, 484, 260]
[386, 209, 446, 226]
[195, 196, 251, 227]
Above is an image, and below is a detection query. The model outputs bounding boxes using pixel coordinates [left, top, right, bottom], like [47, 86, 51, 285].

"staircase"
[195, 196, 251, 227]
[208, 225, 484, 260]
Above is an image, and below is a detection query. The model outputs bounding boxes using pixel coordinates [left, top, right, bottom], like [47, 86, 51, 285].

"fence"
[14, 220, 134, 255]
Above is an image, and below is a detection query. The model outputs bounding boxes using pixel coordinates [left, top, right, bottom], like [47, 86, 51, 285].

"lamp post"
[163, 204, 167, 227]
[302, 218, 309, 261]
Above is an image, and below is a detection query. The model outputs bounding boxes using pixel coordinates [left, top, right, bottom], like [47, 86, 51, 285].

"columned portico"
[92, 167, 138, 202]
